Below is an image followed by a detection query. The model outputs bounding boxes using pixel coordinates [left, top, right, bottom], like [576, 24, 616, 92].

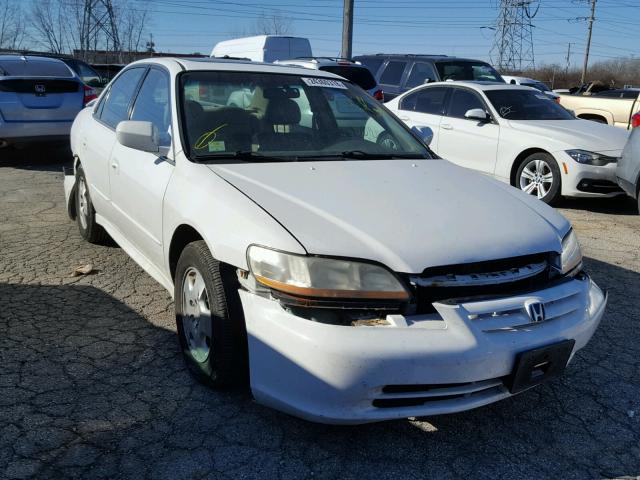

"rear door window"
[98, 67, 146, 129]
[379, 61, 407, 86]
[400, 87, 449, 115]
[447, 88, 486, 118]
[405, 62, 438, 89]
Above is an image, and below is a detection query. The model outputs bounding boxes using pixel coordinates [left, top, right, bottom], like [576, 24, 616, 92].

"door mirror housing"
[464, 108, 491, 122]
[423, 78, 433, 84]
[116, 121, 160, 153]
[411, 125, 433, 146]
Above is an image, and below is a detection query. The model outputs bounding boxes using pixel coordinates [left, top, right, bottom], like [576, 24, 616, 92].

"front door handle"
[441, 124, 453, 130]
[110, 161, 118, 171]
[399, 116, 410, 121]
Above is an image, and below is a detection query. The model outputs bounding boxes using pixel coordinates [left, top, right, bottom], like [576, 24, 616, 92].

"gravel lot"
[1, 146, 640, 480]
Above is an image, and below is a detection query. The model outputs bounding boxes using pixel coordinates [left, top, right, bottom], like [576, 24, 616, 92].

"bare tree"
[0, 0, 27, 50]
[253, 13, 293, 35]
[30, 0, 68, 53]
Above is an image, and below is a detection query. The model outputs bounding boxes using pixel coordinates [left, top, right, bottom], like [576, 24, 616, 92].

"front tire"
[174, 241, 248, 389]
[75, 165, 109, 243]
[516, 153, 561, 205]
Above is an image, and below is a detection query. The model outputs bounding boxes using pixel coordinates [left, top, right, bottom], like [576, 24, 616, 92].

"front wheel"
[175, 241, 248, 389]
[516, 153, 561, 205]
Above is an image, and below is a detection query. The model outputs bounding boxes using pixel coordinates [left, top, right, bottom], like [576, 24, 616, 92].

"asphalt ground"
[1, 145, 639, 479]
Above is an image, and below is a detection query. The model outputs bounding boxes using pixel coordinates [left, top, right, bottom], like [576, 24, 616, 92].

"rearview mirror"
[116, 121, 159, 153]
[464, 108, 490, 122]
[411, 125, 433, 146]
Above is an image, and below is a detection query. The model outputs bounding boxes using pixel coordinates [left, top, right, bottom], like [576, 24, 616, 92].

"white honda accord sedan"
[385, 82, 630, 204]
[65, 57, 606, 424]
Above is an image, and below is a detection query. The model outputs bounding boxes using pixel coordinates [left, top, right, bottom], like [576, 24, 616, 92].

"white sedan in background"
[386, 82, 630, 204]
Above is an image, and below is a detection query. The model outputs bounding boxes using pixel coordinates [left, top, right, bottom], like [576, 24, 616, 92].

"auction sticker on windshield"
[302, 77, 347, 89]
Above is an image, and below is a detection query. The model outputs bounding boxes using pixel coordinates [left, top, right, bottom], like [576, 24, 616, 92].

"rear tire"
[174, 241, 248, 389]
[515, 152, 562, 205]
[75, 165, 109, 244]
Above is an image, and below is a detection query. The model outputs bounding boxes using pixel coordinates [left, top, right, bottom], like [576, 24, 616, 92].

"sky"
[141, 0, 638, 67]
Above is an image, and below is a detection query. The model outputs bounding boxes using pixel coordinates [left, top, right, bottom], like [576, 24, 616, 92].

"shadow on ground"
[1, 255, 639, 479]
[557, 194, 638, 215]
[0, 143, 72, 171]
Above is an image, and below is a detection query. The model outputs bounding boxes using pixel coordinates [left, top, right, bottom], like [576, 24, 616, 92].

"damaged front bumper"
[240, 274, 606, 424]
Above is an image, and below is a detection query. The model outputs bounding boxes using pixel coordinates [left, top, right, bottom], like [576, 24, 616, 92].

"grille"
[373, 379, 505, 408]
[409, 253, 554, 314]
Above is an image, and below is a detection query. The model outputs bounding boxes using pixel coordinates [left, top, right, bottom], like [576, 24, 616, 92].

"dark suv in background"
[353, 54, 504, 101]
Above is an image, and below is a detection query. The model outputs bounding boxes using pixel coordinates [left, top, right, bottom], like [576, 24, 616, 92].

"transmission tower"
[490, 0, 540, 72]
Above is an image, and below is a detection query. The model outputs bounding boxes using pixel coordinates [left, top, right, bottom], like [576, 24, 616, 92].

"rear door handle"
[399, 116, 410, 121]
[441, 124, 453, 130]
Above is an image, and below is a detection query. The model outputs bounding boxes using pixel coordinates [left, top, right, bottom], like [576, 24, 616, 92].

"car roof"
[275, 58, 365, 69]
[419, 81, 530, 91]
[127, 57, 344, 80]
[353, 54, 491, 63]
[503, 75, 541, 83]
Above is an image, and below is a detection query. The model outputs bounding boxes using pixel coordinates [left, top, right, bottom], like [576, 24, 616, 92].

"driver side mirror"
[411, 125, 433, 146]
[423, 78, 433, 85]
[464, 108, 491, 122]
[116, 121, 160, 153]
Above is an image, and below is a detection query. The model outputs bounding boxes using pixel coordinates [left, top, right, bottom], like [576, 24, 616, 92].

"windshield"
[485, 89, 575, 120]
[435, 61, 503, 82]
[522, 81, 551, 93]
[179, 71, 431, 162]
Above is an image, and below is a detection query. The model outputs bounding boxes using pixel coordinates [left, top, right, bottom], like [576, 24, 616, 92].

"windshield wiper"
[194, 151, 292, 163]
[296, 151, 429, 160]
[340, 150, 428, 159]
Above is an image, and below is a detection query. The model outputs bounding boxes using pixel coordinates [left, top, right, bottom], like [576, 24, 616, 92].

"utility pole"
[565, 42, 572, 74]
[581, 0, 596, 84]
[341, 0, 354, 59]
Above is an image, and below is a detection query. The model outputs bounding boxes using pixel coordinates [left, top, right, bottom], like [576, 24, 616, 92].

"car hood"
[506, 119, 630, 154]
[208, 159, 570, 273]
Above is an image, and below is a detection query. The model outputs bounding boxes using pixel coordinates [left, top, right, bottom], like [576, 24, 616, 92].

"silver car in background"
[617, 127, 640, 213]
[0, 55, 93, 148]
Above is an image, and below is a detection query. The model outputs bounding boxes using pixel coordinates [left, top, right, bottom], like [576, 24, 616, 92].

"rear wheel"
[75, 165, 109, 243]
[516, 153, 561, 205]
[174, 241, 248, 389]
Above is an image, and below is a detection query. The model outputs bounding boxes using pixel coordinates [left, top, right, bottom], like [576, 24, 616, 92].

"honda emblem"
[525, 301, 546, 323]
[35, 84, 46, 94]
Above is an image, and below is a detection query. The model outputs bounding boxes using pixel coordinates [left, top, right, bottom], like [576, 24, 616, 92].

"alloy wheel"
[519, 159, 554, 199]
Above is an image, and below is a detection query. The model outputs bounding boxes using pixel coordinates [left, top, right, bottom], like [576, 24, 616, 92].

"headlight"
[565, 149, 617, 166]
[247, 246, 410, 300]
[556, 229, 582, 275]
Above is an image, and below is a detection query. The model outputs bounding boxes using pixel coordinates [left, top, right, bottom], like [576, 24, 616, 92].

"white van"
[211, 35, 312, 63]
